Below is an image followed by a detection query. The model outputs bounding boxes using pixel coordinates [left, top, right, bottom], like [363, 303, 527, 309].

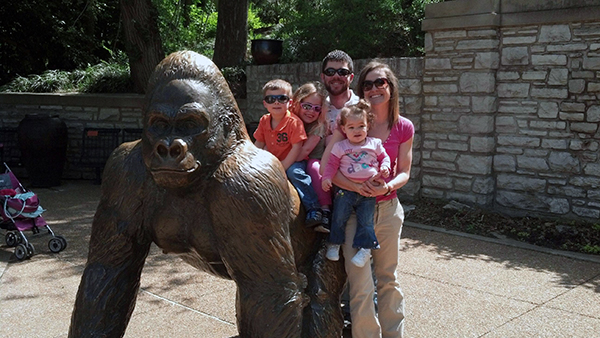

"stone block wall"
[0, 93, 145, 179]
[422, 0, 600, 218]
[420, 27, 499, 207]
[496, 22, 600, 219]
[0, 93, 249, 180]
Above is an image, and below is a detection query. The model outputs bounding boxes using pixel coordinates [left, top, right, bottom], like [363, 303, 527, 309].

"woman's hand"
[360, 175, 389, 197]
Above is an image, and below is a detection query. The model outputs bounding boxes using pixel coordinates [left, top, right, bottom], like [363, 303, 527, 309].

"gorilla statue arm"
[69, 143, 152, 337]
[209, 141, 307, 336]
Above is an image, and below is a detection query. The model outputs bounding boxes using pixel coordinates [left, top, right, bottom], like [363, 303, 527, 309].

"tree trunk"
[120, 0, 164, 93]
[213, 0, 248, 69]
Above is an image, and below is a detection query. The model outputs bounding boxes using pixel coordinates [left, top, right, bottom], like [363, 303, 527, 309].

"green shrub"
[582, 244, 600, 254]
[79, 63, 133, 93]
[1, 61, 132, 93]
[0, 70, 74, 93]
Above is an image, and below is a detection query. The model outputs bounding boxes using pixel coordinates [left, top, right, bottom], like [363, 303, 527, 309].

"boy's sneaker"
[351, 248, 371, 267]
[305, 208, 323, 228]
[314, 210, 331, 233]
[326, 244, 340, 261]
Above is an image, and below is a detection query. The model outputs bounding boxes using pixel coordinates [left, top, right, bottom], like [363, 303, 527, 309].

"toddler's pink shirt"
[323, 137, 390, 182]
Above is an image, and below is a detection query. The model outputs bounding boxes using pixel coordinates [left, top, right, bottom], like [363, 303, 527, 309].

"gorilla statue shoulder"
[69, 51, 345, 338]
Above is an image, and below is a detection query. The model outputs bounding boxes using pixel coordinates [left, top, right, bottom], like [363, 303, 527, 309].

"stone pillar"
[421, 0, 500, 206]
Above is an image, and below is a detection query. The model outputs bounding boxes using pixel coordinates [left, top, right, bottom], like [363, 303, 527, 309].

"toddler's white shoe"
[326, 244, 340, 261]
[351, 248, 371, 267]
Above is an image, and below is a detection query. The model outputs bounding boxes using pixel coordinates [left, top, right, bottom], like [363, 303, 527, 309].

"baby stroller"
[0, 163, 67, 260]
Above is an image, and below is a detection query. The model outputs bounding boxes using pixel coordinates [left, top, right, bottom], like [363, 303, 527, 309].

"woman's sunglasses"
[264, 95, 290, 104]
[323, 68, 352, 77]
[362, 78, 389, 91]
[300, 103, 322, 113]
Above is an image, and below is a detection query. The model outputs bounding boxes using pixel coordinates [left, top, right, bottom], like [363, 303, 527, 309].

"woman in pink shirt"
[321, 61, 414, 338]
[321, 100, 391, 268]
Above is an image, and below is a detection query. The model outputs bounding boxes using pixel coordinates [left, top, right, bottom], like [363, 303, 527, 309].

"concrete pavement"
[1, 181, 599, 337]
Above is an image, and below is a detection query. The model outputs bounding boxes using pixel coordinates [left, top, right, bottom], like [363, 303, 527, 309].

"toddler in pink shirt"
[322, 100, 390, 267]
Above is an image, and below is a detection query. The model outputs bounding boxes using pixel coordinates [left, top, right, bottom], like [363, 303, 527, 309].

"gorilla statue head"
[141, 51, 249, 189]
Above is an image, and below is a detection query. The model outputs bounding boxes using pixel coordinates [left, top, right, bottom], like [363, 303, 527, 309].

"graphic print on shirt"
[276, 132, 290, 146]
[344, 150, 376, 175]
[277, 132, 288, 143]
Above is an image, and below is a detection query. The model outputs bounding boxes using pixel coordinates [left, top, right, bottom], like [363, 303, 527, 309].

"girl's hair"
[356, 61, 400, 129]
[291, 82, 328, 137]
[339, 99, 374, 128]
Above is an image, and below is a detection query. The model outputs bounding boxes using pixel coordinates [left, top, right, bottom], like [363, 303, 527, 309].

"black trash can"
[17, 114, 68, 187]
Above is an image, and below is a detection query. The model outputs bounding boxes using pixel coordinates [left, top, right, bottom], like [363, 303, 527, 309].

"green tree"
[1, 0, 444, 91]
[153, 0, 217, 56]
[0, 0, 123, 86]
[213, 0, 249, 68]
[272, 0, 445, 62]
[120, 0, 164, 93]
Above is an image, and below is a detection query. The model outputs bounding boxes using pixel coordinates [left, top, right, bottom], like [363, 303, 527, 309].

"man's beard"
[325, 81, 348, 96]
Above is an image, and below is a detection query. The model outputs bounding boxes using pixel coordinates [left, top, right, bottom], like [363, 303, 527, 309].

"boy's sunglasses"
[323, 68, 352, 77]
[362, 78, 389, 91]
[264, 95, 290, 104]
[300, 103, 322, 113]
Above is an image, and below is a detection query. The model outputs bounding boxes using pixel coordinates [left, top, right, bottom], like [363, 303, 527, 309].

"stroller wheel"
[56, 235, 67, 250]
[5, 232, 18, 247]
[14, 244, 28, 260]
[26, 243, 35, 257]
[48, 237, 65, 253]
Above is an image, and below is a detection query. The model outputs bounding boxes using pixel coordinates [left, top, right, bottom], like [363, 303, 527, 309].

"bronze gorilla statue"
[69, 51, 346, 338]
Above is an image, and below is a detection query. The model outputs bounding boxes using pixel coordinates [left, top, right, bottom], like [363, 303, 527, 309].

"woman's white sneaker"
[351, 248, 371, 267]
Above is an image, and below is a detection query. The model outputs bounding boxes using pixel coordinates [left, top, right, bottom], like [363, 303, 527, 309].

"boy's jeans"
[286, 160, 321, 211]
[328, 188, 378, 249]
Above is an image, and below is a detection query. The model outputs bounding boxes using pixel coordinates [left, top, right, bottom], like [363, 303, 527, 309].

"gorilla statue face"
[143, 79, 210, 188]
[141, 51, 246, 189]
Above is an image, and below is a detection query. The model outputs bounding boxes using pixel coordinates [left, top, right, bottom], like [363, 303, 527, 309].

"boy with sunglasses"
[254, 79, 324, 227]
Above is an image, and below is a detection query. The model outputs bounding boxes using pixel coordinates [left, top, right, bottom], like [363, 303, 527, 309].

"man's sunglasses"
[323, 68, 352, 77]
[362, 78, 389, 91]
[300, 103, 322, 113]
[264, 95, 290, 104]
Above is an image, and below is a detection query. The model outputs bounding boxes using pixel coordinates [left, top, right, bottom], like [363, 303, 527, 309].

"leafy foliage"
[1, 0, 444, 92]
[0, 0, 123, 86]
[271, 0, 445, 63]
[1, 57, 132, 94]
[154, 1, 269, 59]
[153, 0, 218, 57]
[79, 62, 133, 93]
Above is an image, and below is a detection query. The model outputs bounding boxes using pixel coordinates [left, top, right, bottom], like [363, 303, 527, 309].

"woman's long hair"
[356, 61, 400, 129]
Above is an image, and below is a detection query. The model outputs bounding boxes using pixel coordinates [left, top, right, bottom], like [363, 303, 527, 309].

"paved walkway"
[1, 181, 599, 337]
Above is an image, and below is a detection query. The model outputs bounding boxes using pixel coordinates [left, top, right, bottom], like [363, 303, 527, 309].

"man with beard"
[319, 49, 361, 329]
[320, 50, 360, 135]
